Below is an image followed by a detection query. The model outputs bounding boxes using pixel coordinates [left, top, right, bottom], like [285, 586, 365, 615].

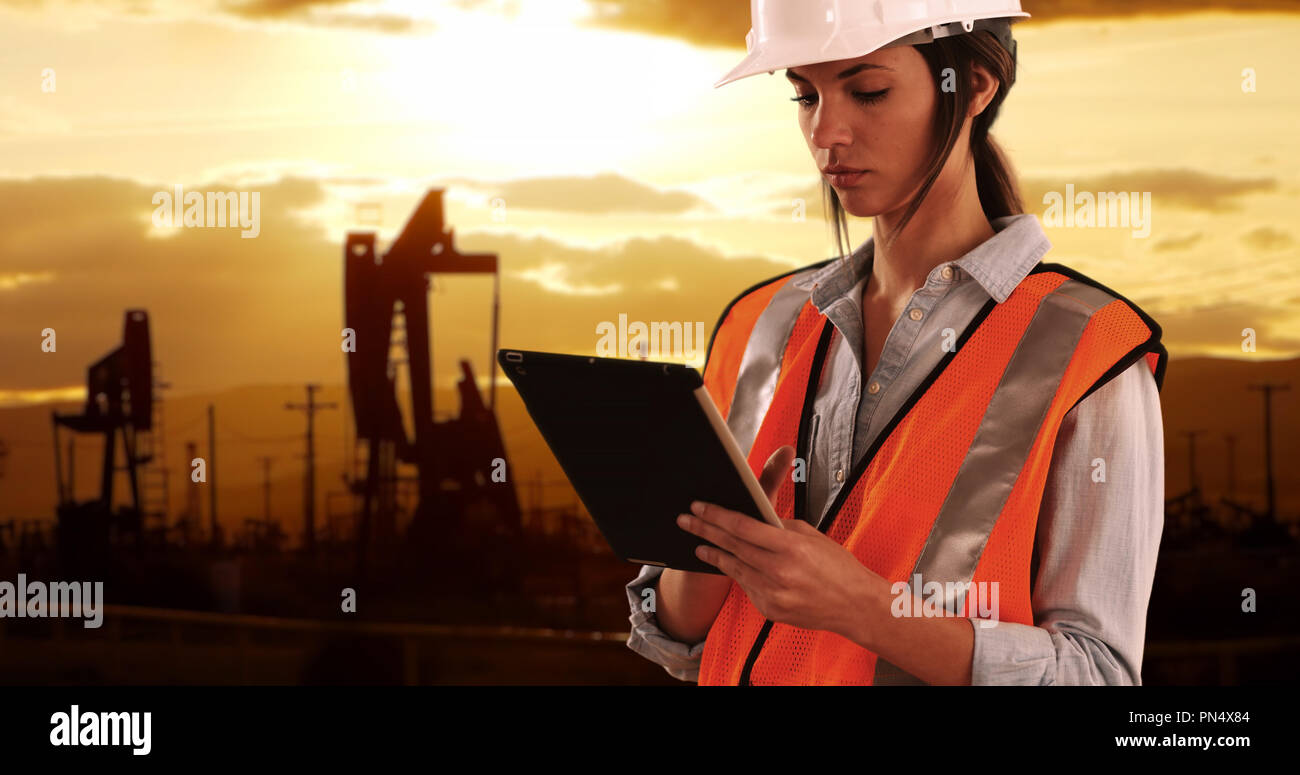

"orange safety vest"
[696, 262, 1167, 685]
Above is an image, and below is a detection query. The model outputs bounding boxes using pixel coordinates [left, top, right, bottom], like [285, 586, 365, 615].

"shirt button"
[909, 308, 924, 321]
[868, 381, 881, 394]
[835, 469, 845, 482]
[941, 266, 954, 280]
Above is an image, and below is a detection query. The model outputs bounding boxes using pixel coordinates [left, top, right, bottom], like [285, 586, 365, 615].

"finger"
[759, 444, 797, 502]
[688, 500, 787, 554]
[678, 510, 775, 570]
[695, 543, 762, 586]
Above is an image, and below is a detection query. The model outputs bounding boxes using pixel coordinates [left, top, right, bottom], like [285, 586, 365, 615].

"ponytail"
[973, 132, 1023, 221]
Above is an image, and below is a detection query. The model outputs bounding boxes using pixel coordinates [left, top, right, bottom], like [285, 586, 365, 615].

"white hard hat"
[715, 0, 1030, 88]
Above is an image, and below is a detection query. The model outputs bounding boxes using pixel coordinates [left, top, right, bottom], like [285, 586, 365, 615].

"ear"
[967, 62, 999, 119]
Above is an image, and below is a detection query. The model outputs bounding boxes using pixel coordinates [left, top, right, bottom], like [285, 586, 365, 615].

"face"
[786, 45, 985, 219]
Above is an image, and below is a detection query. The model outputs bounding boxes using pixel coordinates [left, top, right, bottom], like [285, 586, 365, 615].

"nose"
[808, 96, 854, 150]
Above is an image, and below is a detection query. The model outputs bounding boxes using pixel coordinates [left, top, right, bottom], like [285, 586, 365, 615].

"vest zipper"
[736, 297, 999, 685]
[807, 414, 821, 463]
[805, 413, 821, 522]
[739, 319, 834, 685]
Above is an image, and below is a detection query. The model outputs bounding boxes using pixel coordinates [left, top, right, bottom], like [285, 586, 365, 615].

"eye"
[789, 89, 889, 109]
[854, 89, 889, 105]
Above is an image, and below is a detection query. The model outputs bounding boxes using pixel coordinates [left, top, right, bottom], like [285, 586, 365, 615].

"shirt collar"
[791, 213, 1052, 306]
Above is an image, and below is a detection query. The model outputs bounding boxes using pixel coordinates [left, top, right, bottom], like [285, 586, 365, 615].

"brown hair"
[824, 29, 1024, 260]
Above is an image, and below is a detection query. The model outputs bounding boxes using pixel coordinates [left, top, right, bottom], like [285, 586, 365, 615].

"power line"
[286, 384, 337, 554]
[214, 418, 300, 444]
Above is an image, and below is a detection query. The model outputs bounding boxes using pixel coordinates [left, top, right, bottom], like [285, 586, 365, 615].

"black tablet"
[498, 348, 783, 575]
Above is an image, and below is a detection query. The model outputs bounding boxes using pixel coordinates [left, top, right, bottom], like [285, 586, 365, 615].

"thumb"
[758, 444, 797, 503]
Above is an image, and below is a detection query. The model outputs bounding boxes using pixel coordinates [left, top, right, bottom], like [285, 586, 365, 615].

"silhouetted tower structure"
[342, 189, 520, 578]
[1248, 383, 1290, 523]
[51, 310, 154, 574]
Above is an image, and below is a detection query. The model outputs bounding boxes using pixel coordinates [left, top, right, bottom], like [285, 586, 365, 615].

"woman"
[626, 0, 1167, 685]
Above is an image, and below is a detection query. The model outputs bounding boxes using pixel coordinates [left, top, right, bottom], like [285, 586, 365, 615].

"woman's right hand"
[654, 444, 796, 644]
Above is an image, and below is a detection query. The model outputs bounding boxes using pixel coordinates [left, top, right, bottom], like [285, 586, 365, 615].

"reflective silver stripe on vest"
[725, 276, 813, 457]
[872, 279, 1118, 685]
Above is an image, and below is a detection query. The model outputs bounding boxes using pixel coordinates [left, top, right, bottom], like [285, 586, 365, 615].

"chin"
[834, 190, 889, 219]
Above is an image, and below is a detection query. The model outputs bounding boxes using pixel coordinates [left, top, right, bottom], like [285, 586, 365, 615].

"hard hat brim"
[713, 12, 1029, 89]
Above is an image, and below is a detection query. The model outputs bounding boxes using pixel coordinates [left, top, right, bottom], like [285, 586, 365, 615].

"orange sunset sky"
[1, 0, 1298, 409]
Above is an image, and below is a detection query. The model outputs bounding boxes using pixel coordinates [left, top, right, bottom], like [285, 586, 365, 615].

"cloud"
[5, 171, 1295, 399]
[1152, 232, 1203, 253]
[579, 0, 1300, 50]
[0, 173, 793, 395]
[1241, 226, 1294, 252]
[448, 0, 521, 16]
[466, 229, 796, 357]
[0, 0, 435, 33]
[0, 271, 55, 290]
[7, 0, 1297, 41]
[583, 0, 746, 49]
[1156, 300, 1300, 355]
[219, 0, 354, 14]
[773, 168, 1276, 222]
[15, 0, 1299, 45]
[1019, 169, 1276, 214]
[0, 174, 335, 394]
[218, 0, 432, 33]
[445, 171, 715, 215]
[296, 10, 429, 33]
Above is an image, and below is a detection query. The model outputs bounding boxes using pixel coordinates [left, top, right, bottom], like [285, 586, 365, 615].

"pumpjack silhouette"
[51, 310, 155, 578]
[343, 190, 521, 588]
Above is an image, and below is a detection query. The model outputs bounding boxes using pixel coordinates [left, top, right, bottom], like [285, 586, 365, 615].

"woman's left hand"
[678, 499, 891, 646]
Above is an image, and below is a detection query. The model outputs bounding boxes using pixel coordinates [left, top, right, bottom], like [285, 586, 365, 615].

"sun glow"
[373, 1, 716, 173]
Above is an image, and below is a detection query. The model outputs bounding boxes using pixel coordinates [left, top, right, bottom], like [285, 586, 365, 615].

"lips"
[824, 169, 868, 187]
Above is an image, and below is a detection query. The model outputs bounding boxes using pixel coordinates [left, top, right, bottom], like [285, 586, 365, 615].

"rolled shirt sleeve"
[625, 564, 709, 682]
[970, 359, 1165, 685]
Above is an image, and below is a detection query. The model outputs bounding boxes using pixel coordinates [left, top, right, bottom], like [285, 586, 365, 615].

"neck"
[866, 160, 994, 301]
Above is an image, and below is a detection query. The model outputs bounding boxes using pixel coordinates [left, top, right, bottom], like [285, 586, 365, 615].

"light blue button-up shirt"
[625, 214, 1165, 685]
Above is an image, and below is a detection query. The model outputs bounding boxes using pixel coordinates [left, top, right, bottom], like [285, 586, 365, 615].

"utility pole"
[208, 404, 220, 549]
[1180, 430, 1206, 498]
[286, 384, 336, 554]
[1223, 433, 1237, 500]
[258, 456, 274, 523]
[183, 440, 201, 545]
[1248, 383, 1290, 523]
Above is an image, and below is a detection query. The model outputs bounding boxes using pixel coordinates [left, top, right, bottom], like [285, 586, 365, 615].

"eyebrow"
[786, 63, 893, 83]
